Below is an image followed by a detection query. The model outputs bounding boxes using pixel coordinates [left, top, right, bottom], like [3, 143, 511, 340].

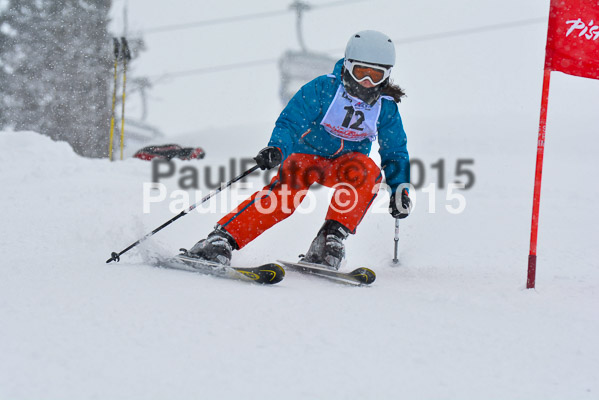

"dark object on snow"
[133, 144, 205, 161]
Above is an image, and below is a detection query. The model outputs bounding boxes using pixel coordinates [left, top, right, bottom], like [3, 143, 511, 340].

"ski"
[154, 253, 285, 285]
[277, 260, 376, 285]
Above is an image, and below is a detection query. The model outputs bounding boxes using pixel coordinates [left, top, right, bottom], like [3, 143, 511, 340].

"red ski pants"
[218, 152, 382, 249]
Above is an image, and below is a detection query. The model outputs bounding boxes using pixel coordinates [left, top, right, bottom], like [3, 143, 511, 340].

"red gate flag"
[527, 0, 599, 289]
[545, 0, 599, 79]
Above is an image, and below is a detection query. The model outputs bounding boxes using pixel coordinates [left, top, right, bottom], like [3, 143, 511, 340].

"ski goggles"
[344, 59, 392, 86]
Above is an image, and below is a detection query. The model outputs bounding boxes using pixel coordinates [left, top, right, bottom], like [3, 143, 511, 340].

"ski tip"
[349, 267, 376, 285]
[260, 263, 286, 284]
[237, 263, 285, 284]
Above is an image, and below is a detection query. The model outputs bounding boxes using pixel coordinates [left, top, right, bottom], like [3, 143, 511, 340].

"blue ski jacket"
[268, 59, 410, 193]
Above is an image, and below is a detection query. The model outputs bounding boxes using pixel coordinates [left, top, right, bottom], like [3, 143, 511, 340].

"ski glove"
[254, 146, 282, 170]
[389, 189, 411, 219]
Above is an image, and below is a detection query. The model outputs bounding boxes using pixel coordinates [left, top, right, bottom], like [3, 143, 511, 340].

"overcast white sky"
[108, 0, 598, 140]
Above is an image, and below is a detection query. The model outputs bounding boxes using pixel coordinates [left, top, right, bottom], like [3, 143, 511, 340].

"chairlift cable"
[147, 16, 547, 82]
[142, 0, 366, 35]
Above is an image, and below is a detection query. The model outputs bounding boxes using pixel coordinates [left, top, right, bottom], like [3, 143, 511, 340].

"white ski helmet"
[344, 30, 396, 67]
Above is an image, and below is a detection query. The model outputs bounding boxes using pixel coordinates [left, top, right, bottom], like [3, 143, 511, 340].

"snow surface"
[1, 110, 598, 399]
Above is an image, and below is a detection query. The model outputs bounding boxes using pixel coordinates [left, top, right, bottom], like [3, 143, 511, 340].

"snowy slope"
[1, 114, 598, 399]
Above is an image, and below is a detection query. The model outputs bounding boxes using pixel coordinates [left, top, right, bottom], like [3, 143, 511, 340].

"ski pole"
[108, 38, 120, 161]
[106, 164, 260, 263]
[119, 37, 131, 161]
[392, 218, 400, 264]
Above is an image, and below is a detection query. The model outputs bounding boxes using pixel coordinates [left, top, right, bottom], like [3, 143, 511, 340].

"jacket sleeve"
[267, 77, 326, 160]
[377, 100, 410, 194]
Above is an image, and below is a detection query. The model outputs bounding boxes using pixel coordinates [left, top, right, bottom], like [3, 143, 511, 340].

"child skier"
[187, 30, 411, 270]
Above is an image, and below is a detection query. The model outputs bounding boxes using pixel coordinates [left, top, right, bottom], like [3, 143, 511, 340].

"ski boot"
[301, 220, 351, 270]
[185, 226, 238, 266]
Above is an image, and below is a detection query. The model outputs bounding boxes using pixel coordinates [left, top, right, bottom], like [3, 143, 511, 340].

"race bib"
[320, 85, 382, 142]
